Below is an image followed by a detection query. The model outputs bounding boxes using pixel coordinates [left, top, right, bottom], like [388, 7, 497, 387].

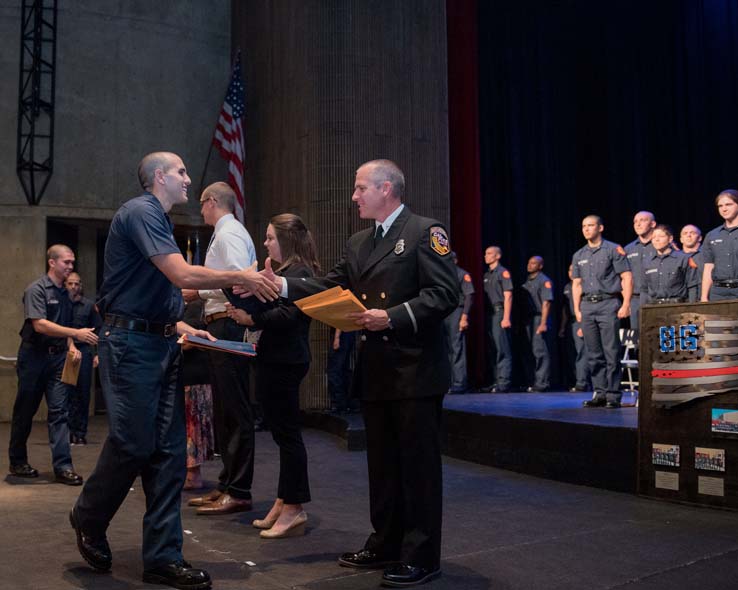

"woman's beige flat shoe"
[259, 511, 307, 539]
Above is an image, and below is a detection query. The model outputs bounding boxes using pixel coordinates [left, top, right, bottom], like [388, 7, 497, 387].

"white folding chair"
[619, 328, 639, 406]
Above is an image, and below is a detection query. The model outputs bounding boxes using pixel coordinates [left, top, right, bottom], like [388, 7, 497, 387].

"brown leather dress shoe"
[187, 489, 222, 507]
[196, 493, 252, 515]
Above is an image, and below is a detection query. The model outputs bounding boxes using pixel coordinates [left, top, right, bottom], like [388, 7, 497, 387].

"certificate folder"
[61, 350, 81, 386]
[179, 334, 257, 357]
[294, 286, 367, 332]
[221, 288, 275, 316]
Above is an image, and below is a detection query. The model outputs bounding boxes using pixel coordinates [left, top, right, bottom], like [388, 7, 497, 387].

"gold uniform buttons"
[382, 335, 389, 342]
[361, 294, 367, 300]
[380, 292, 386, 299]
[360, 335, 367, 341]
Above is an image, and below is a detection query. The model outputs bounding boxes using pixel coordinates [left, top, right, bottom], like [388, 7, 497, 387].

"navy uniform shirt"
[19, 275, 72, 349]
[455, 266, 475, 314]
[642, 249, 695, 301]
[97, 193, 184, 323]
[702, 224, 738, 281]
[571, 239, 630, 295]
[624, 239, 652, 295]
[562, 281, 575, 319]
[70, 296, 102, 347]
[686, 248, 704, 302]
[483, 265, 513, 306]
[522, 272, 554, 318]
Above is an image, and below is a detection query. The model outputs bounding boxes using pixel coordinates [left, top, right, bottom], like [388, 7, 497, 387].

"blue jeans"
[74, 326, 185, 569]
[9, 345, 73, 472]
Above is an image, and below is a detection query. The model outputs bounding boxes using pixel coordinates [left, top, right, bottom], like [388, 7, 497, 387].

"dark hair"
[716, 189, 738, 206]
[270, 213, 321, 274]
[653, 223, 673, 238]
[583, 214, 603, 226]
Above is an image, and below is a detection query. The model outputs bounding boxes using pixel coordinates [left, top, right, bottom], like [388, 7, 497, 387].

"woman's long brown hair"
[270, 213, 322, 274]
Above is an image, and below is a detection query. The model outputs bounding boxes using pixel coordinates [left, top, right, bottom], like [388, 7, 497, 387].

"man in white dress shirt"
[183, 182, 257, 514]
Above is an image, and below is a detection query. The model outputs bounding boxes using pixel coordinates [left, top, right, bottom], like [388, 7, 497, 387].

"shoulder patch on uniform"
[429, 226, 450, 256]
[502, 270, 511, 279]
[616, 245, 626, 256]
[544, 280, 552, 289]
[688, 257, 698, 269]
[463, 273, 472, 282]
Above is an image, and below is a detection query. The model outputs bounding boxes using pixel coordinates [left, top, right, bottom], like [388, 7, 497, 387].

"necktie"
[374, 225, 384, 247]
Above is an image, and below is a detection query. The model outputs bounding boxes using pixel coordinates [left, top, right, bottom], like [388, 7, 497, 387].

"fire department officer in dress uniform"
[69, 152, 278, 590]
[624, 211, 655, 334]
[482, 246, 513, 393]
[262, 159, 458, 588]
[521, 256, 554, 392]
[680, 224, 703, 302]
[702, 189, 738, 302]
[8, 245, 98, 484]
[572, 215, 632, 409]
[444, 252, 474, 393]
[642, 225, 697, 304]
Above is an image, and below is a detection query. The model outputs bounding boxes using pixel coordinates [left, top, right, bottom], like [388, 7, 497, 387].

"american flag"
[213, 53, 246, 224]
[650, 314, 738, 407]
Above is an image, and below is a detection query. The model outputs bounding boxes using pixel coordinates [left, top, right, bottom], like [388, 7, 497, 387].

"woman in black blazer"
[226, 213, 320, 538]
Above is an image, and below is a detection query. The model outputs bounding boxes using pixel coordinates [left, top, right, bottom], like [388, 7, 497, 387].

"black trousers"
[361, 395, 443, 570]
[256, 361, 311, 504]
[206, 318, 254, 500]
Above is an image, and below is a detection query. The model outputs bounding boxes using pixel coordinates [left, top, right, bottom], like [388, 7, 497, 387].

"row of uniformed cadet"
[480, 188, 738, 404]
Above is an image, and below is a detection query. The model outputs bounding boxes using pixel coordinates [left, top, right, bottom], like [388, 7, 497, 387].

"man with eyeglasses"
[182, 182, 258, 516]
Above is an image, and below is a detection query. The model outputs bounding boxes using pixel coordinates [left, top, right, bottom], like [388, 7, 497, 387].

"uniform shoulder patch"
[616, 245, 626, 256]
[688, 257, 698, 269]
[502, 270, 511, 279]
[544, 280, 552, 289]
[463, 273, 472, 283]
[429, 226, 450, 256]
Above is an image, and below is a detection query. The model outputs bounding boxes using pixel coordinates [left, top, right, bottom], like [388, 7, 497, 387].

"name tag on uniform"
[48, 298, 59, 305]
[645, 268, 658, 274]
[712, 239, 723, 244]
[627, 253, 639, 258]
[578, 259, 589, 265]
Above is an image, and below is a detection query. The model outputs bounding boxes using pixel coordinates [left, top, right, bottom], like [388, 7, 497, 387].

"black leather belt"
[21, 342, 65, 355]
[714, 280, 738, 288]
[654, 297, 685, 304]
[583, 294, 616, 303]
[104, 314, 177, 337]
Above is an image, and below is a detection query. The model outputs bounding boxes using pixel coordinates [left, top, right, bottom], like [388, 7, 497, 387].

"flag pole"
[197, 140, 216, 197]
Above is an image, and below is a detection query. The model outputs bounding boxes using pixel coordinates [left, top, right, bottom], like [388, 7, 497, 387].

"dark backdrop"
[467, 0, 738, 388]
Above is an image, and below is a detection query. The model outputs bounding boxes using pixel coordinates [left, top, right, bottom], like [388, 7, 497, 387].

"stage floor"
[444, 391, 639, 428]
[4, 417, 738, 589]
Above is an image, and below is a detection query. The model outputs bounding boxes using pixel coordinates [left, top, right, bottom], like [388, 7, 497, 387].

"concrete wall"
[0, 1, 231, 419]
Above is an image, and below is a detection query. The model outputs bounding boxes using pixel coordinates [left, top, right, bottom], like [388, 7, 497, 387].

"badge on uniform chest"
[394, 239, 405, 255]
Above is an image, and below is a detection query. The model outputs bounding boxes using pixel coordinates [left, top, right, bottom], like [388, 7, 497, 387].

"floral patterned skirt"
[184, 383, 215, 468]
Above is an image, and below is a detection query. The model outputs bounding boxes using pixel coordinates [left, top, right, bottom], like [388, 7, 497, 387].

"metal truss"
[16, 0, 57, 206]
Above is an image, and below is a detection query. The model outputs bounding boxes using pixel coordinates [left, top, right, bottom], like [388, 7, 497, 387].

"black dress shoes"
[606, 401, 622, 409]
[381, 564, 442, 587]
[338, 549, 398, 569]
[55, 469, 83, 485]
[583, 398, 606, 408]
[142, 560, 211, 589]
[9, 463, 38, 477]
[69, 509, 112, 571]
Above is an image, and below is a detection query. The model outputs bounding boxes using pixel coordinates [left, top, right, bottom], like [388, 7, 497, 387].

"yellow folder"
[61, 350, 81, 386]
[295, 287, 367, 332]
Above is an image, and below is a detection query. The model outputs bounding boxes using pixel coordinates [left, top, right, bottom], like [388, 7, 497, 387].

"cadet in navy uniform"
[560, 264, 591, 392]
[521, 256, 553, 392]
[69, 152, 278, 589]
[8, 245, 98, 485]
[263, 160, 457, 588]
[444, 251, 474, 393]
[642, 225, 697, 304]
[64, 272, 102, 446]
[702, 189, 738, 302]
[624, 211, 656, 333]
[572, 215, 632, 408]
[482, 246, 513, 393]
[680, 224, 704, 302]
